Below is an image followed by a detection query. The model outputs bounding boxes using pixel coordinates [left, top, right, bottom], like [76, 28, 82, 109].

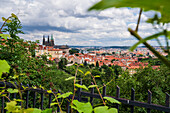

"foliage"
[0, 60, 10, 78]
[69, 48, 80, 55]
[58, 58, 67, 69]
[71, 100, 93, 113]
[0, 14, 73, 112]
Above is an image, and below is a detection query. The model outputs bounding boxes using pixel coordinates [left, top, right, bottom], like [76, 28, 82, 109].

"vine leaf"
[6, 20, 12, 23]
[31, 108, 42, 113]
[2, 17, 6, 21]
[88, 85, 98, 88]
[0, 60, 10, 78]
[57, 92, 73, 98]
[42, 108, 52, 113]
[24, 108, 34, 113]
[47, 90, 53, 93]
[5, 101, 17, 112]
[11, 13, 17, 18]
[88, 0, 170, 23]
[74, 84, 88, 90]
[84, 71, 91, 76]
[71, 100, 93, 113]
[7, 88, 19, 93]
[65, 76, 75, 81]
[130, 31, 168, 51]
[0, 34, 10, 40]
[94, 75, 100, 78]
[50, 102, 58, 106]
[94, 106, 118, 113]
[103, 97, 121, 104]
[78, 69, 84, 74]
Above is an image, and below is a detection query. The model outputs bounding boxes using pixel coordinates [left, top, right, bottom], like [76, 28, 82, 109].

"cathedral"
[42, 35, 54, 46]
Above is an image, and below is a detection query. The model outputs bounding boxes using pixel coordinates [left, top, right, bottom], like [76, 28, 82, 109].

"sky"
[0, 0, 169, 46]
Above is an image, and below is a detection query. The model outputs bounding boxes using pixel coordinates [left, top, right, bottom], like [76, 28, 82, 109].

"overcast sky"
[0, 0, 168, 46]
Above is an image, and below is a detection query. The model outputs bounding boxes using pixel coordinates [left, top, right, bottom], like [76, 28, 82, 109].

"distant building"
[43, 35, 54, 46]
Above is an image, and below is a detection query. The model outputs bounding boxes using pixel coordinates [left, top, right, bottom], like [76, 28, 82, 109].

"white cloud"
[0, 0, 166, 46]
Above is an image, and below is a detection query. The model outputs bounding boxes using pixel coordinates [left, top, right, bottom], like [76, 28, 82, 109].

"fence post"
[67, 96, 71, 113]
[147, 90, 152, 113]
[116, 86, 120, 113]
[48, 88, 52, 108]
[57, 90, 61, 113]
[90, 87, 94, 106]
[33, 88, 36, 108]
[1, 96, 5, 113]
[40, 88, 44, 110]
[131, 88, 135, 113]
[77, 78, 82, 102]
[25, 84, 29, 109]
[165, 92, 170, 113]
[13, 82, 17, 99]
[102, 84, 106, 97]
[19, 83, 23, 106]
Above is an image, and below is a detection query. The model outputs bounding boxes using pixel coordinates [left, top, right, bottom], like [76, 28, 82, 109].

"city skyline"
[0, 0, 169, 46]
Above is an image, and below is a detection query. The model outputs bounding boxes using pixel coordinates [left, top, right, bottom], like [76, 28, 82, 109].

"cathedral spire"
[51, 34, 54, 46]
[43, 35, 45, 45]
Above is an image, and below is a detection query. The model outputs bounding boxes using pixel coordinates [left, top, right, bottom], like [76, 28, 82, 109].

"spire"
[51, 34, 54, 46]
[48, 35, 50, 44]
[43, 35, 45, 45]
[51, 34, 53, 40]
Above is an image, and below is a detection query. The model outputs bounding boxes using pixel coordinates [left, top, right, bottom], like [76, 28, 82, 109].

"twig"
[71, 65, 79, 113]
[135, 8, 143, 32]
[128, 28, 170, 68]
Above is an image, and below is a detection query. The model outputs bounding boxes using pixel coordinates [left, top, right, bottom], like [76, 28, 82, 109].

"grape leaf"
[65, 76, 75, 81]
[88, 85, 98, 88]
[94, 106, 118, 113]
[42, 108, 52, 113]
[71, 100, 93, 113]
[11, 13, 17, 18]
[2, 17, 6, 21]
[74, 84, 88, 90]
[7, 88, 18, 93]
[78, 69, 84, 74]
[0, 34, 10, 40]
[47, 90, 53, 93]
[5, 101, 17, 112]
[57, 92, 73, 98]
[0, 60, 10, 78]
[89, 0, 170, 23]
[84, 71, 91, 76]
[103, 97, 121, 104]
[50, 102, 58, 106]
[6, 20, 12, 23]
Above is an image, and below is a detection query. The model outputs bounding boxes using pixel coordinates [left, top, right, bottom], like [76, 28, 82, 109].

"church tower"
[51, 34, 54, 46]
[43, 35, 45, 45]
[48, 35, 50, 44]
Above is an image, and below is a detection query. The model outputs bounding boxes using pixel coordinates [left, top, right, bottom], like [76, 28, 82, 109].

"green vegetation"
[1, 0, 170, 112]
[69, 48, 80, 55]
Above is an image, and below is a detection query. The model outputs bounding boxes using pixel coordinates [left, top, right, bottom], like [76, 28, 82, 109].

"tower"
[48, 35, 50, 44]
[51, 34, 54, 46]
[43, 35, 45, 45]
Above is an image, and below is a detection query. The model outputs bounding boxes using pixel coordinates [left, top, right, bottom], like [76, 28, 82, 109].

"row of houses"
[35, 44, 160, 74]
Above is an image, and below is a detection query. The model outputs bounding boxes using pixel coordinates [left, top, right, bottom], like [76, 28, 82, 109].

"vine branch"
[128, 28, 170, 68]
[135, 8, 143, 32]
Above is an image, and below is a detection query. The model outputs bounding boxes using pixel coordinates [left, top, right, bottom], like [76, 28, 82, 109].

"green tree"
[96, 61, 99, 67]
[58, 58, 67, 69]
